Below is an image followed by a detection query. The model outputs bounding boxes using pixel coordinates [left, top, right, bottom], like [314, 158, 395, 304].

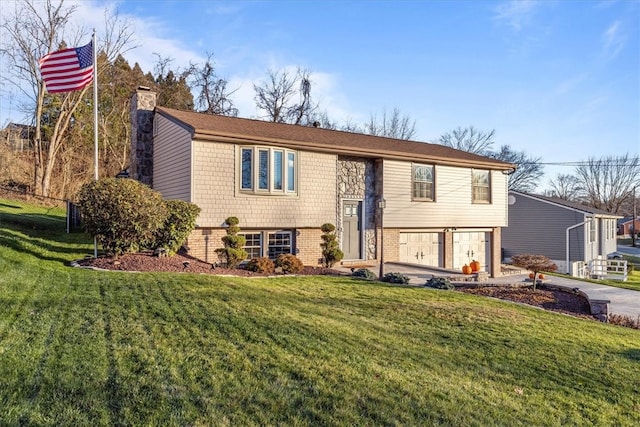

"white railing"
[588, 258, 628, 281]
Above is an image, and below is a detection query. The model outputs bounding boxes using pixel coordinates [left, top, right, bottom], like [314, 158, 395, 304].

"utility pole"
[633, 185, 637, 248]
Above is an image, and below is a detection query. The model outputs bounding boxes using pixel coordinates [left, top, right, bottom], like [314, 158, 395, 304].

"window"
[588, 220, 596, 243]
[268, 231, 292, 259]
[412, 164, 434, 201]
[472, 170, 491, 203]
[241, 230, 294, 260]
[240, 147, 297, 194]
[240, 232, 262, 260]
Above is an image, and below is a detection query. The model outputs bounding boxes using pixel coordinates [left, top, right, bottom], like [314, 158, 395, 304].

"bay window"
[240, 146, 297, 195]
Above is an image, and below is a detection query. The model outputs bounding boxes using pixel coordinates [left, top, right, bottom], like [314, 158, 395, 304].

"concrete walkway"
[339, 263, 640, 319]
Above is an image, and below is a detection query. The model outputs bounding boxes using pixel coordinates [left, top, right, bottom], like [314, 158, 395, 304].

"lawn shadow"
[621, 349, 640, 362]
[0, 231, 79, 265]
[0, 202, 23, 209]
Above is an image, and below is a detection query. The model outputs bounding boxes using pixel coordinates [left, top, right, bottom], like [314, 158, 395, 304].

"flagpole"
[92, 29, 99, 258]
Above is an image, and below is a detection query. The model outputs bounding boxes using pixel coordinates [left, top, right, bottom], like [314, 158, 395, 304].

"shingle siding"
[191, 141, 337, 229]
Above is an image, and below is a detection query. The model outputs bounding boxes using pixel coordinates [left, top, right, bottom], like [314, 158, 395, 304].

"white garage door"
[399, 232, 442, 267]
[453, 232, 490, 273]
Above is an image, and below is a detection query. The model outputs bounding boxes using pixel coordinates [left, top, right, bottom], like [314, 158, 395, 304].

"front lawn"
[1, 198, 639, 426]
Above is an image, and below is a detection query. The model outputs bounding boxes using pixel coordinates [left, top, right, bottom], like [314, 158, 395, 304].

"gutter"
[566, 216, 593, 274]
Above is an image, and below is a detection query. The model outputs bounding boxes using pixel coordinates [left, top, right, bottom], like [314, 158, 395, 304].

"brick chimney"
[130, 86, 156, 186]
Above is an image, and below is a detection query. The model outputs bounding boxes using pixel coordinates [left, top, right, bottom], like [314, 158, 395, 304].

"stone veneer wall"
[337, 156, 378, 260]
[130, 88, 156, 186]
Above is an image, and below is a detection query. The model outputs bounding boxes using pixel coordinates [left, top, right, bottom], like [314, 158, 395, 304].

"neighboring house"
[1, 122, 34, 151]
[502, 191, 621, 274]
[130, 87, 515, 277]
[618, 217, 640, 238]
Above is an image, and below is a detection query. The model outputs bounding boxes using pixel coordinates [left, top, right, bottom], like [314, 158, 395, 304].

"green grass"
[1, 198, 639, 426]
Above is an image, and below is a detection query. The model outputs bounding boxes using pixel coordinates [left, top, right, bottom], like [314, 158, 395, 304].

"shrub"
[320, 223, 344, 267]
[215, 217, 248, 268]
[275, 254, 304, 274]
[424, 277, 454, 290]
[77, 178, 167, 256]
[245, 257, 275, 274]
[153, 200, 200, 255]
[381, 272, 410, 284]
[352, 268, 377, 280]
[608, 314, 640, 329]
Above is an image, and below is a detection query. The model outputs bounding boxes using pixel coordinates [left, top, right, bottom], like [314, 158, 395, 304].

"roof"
[155, 107, 516, 170]
[510, 191, 622, 218]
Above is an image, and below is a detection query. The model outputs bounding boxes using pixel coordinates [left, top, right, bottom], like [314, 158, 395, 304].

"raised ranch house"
[130, 87, 515, 277]
[502, 191, 621, 276]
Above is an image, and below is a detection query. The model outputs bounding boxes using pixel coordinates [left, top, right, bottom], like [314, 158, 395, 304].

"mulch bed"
[75, 250, 345, 277]
[76, 251, 596, 320]
[457, 284, 595, 319]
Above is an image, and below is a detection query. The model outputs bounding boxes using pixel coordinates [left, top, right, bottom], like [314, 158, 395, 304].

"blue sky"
[1, 0, 638, 186]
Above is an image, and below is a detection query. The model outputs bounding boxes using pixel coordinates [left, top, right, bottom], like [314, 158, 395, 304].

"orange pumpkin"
[538, 274, 545, 280]
[470, 260, 480, 272]
[529, 273, 535, 279]
[462, 264, 472, 275]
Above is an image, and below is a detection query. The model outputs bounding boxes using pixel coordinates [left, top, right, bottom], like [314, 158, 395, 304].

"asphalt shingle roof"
[156, 107, 516, 170]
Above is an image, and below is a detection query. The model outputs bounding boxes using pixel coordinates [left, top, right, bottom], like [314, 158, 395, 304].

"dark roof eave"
[193, 131, 516, 170]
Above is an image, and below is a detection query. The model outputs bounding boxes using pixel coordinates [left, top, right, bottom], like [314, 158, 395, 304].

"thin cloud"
[494, 0, 538, 32]
[601, 20, 625, 60]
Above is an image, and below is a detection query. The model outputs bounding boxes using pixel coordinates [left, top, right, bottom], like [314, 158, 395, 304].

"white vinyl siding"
[153, 115, 192, 201]
[383, 161, 508, 228]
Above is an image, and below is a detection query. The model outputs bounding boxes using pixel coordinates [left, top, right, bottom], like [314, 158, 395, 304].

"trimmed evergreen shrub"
[352, 268, 377, 280]
[77, 178, 167, 256]
[153, 199, 200, 255]
[424, 277, 454, 290]
[381, 272, 410, 284]
[215, 217, 248, 268]
[275, 254, 304, 274]
[246, 257, 275, 274]
[320, 223, 344, 267]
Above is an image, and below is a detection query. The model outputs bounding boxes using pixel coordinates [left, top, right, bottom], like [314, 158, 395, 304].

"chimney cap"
[137, 85, 151, 91]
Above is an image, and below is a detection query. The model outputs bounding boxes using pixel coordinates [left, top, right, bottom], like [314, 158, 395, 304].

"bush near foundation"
[77, 178, 167, 257]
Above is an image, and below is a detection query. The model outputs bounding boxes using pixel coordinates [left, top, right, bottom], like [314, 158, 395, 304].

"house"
[1, 122, 34, 151]
[502, 191, 621, 274]
[618, 217, 640, 238]
[130, 87, 515, 277]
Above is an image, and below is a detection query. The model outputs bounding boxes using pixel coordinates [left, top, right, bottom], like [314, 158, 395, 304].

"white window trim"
[239, 146, 298, 195]
[472, 169, 491, 204]
[411, 163, 435, 202]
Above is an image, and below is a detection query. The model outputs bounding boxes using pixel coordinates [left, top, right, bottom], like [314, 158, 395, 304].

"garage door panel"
[399, 232, 442, 267]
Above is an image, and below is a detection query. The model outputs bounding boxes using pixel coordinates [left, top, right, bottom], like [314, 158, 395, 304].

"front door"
[342, 200, 362, 260]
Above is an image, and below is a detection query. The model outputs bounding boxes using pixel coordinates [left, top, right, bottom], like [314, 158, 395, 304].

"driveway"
[617, 244, 640, 257]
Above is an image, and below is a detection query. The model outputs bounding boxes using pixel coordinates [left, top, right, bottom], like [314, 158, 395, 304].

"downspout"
[565, 216, 593, 274]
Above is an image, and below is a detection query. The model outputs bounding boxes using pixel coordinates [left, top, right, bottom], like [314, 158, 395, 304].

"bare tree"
[364, 108, 416, 140]
[511, 254, 557, 291]
[437, 126, 495, 155]
[0, 0, 134, 197]
[189, 52, 238, 116]
[574, 154, 640, 214]
[253, 67, 318, 124]
[545, 173, 582, 201]
[488, 145, 543, 192]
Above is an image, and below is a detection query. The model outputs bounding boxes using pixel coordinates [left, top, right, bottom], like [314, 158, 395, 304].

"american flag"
[38, 41, 94, 93]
